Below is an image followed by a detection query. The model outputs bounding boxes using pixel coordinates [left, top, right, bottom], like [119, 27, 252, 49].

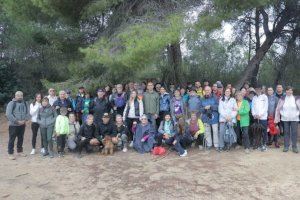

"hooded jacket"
[37, 105, 57, 128]
[6, 98, 30, 126]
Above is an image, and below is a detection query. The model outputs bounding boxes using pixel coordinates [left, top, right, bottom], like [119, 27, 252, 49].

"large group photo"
[0, 0, 299, 200]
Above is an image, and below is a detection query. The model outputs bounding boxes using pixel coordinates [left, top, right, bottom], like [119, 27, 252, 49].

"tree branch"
[259, 8, 271, 36]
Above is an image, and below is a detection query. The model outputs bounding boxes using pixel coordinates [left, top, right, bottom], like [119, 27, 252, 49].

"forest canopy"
[0, 0, 299, 104]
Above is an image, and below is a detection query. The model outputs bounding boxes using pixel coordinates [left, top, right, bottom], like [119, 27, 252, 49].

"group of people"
[5, 80, 300, 160]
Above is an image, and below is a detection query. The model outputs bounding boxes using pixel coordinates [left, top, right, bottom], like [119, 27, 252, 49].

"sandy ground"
[0, 114, 299, 200]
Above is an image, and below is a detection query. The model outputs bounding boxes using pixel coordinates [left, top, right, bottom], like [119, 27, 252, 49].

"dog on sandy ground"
[102, 135, 114, 155]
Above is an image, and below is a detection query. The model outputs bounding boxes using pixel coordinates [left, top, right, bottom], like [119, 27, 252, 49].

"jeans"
[31, 122, 43, 149]
[8, 125, 25, 154]
[117, 134, 128, 148]
[235, 121, 250, 149]
[258, 120, 268, 146]
[40, 126, 54, 153]
[204, 123, 219, 148]
[165, 136, 185, 155]
[57, 134, 67, 153]
[283, 121, 298, 149]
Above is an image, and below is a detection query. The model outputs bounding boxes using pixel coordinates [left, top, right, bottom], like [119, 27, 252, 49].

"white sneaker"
[30, 149, 36, 155]
[40, 148, 45, 154]
[199, 145, 204, 151]
[122, 147, 128, 153]
[129, 141, 133, 148]
[180, 150, 187, 157]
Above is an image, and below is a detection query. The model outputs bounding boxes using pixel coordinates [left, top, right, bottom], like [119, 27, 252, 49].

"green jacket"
[237, 99, 250, 127]
[55, 115, 70, 135]
[143, 91, 159, 115]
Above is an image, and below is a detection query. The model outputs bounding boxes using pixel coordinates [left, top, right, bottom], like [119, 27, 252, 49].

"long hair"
[32, 93, 42, 106]
[177, 117, 186, 135]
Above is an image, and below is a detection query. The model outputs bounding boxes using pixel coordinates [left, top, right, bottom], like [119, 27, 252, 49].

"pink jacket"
[274, 95, 300, 123]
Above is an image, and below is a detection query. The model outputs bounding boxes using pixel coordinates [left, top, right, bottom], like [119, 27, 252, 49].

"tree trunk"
[235, 9, 292, 89]
[164, 41, 183, 86]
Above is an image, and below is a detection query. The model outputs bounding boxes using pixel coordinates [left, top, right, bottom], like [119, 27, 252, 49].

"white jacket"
[251, 94, 268, 120]
[218, 97, 238, 123]
[30, 102, 42, 122]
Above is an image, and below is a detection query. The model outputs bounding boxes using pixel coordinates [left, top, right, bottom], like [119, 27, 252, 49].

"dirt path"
[0, 114, 299, 200]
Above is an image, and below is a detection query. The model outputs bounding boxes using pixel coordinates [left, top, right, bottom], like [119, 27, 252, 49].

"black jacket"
[77, 123, 99, 141]
[98, 121, 116, 137]
[92, 97, 110, 123]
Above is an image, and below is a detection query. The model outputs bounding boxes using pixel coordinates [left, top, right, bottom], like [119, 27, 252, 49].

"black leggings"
[57, 135, 67, 153]
[31, 122, 43, 149]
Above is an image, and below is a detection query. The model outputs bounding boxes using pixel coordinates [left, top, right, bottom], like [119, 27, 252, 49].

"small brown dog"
[103, 135, 114, 155]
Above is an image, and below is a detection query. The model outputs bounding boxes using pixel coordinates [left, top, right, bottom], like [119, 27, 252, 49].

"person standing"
[158, 86, 171, 126]
[218, 88, 238, 151]
[75, 86, 85, 124]
[200, 86, 219, 150]
[92, 89, 111, 125]
[123, 90, 144, 145]
[47, 88, 57, 106]
[170, 89, 186, 123]
[275, 86, 300, 153]
[251, 84, 269, 151]
[110, 84, 128, 116]
[235, 92, 251, 153]
[143, 82, 159, 128]
[267, 87, 279, 148]
[6, 91, 30, 160]
[37, 97, 57, 158]
[29, 93, 43, 155]
[53, 90, 73, 115]
[54, 107, 70, 157]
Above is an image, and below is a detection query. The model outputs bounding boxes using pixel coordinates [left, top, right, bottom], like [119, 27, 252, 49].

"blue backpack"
[224, 123, 237, 147]
[114, 93, 126, 108]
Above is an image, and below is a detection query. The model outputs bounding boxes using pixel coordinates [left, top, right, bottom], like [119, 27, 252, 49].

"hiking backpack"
[114, 93, 126, 108]
[224, 123, 237, 147]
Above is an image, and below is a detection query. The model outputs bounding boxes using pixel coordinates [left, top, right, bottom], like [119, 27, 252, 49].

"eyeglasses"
[141, 118, 148, 120]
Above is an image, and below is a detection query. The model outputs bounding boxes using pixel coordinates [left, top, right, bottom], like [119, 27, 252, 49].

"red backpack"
[152, 146, 166, 156]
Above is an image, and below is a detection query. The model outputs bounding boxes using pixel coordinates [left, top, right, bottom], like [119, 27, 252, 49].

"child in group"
[55, 107, 70, 157]
[81, 92, 93, 123]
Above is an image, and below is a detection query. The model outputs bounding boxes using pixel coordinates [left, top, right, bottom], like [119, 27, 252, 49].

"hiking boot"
[30, 149, 36, 155]
[292, 148, 299, 154]
[17, 152, 27, 157]
[244, 149, 250, 154]
[275, 143, 280, 148]
[43, 151, 49, 156]
[8, 154, 16, 160]
[180, 150, 187, 157]
[40, 148, 45, 154]
[283, 148, 289, 152]
[218, 148, 224, 152]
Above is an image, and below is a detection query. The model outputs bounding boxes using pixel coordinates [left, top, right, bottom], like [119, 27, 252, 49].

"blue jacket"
[133, 123, 156, 154]
[188, 95, 201, 113]
[200, 95, 219, 124]
[159, 93, 171, 112]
